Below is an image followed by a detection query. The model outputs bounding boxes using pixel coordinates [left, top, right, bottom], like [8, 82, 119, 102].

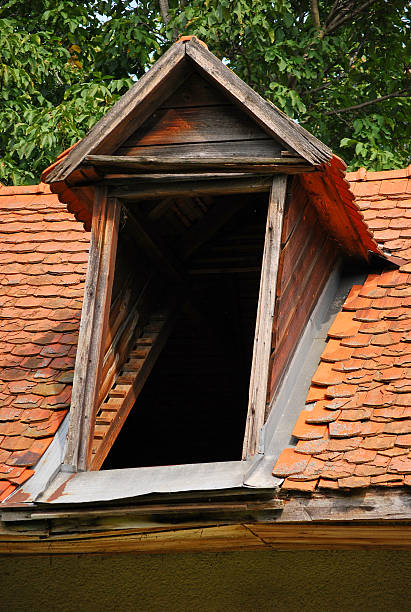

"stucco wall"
[2, 550, 410, 611]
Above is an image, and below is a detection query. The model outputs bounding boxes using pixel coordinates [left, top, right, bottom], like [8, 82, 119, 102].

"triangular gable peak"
[44, 37, 332, 187]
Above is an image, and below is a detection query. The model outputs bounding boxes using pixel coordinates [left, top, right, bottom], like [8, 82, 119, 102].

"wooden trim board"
[1, 486, 411, 554]
[64, 189, 120, 471]
[243, 175, 288, 458]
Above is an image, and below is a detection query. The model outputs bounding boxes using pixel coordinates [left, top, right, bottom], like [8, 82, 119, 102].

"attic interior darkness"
[101, 192, 268, 469]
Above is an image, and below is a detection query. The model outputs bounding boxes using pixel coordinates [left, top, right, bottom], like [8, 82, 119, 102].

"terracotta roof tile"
[273, 167, 411, 494]
[0, 184, 89, 499]
[272, 448, 310, 478]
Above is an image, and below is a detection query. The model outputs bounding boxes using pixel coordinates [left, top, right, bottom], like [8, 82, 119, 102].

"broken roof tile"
[329, 421, 363, 438]
[327, 312, 361, 339]
[311, 362, 344, 386]
[344, 448, 377, 463]
[272, 448, 310, 478]
[338, 475, 371, 488]
[395, 434, 411, 448]
[281, 478, 318, 492]
[291, 411, 327, 440]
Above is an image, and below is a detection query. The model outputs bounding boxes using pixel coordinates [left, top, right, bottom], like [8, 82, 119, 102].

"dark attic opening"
[100, 192, 268, 470]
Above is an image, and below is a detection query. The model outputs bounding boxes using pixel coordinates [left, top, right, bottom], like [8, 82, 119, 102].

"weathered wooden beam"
[46, 43, 188, 182]
[64, 188, 120, 471]
[83, 154, 311, 174]
[110, 175, 274, 200]
[243, 175, 288, 459]
[185, 37, 332, 165]
[0, 518, 410, 554]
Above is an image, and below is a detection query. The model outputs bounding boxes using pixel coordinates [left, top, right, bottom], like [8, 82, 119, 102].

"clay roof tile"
[276, 166, 411, 494]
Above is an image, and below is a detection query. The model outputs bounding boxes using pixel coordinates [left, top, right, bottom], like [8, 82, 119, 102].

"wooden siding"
[267, 179, 339, 405]
[116, 72, 283, 160]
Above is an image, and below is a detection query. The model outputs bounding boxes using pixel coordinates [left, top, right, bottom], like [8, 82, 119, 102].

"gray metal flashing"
[37, 460, 252, 505]
[3, 414, 69, 506]
[245, 262, 367, 488]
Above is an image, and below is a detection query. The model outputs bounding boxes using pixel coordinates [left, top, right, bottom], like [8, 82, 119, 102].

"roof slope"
[273, 166, 411, 492]
[0, 184, 89, 501]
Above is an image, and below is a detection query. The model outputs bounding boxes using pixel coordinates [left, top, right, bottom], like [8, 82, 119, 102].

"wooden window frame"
[63, 175, 288, 472]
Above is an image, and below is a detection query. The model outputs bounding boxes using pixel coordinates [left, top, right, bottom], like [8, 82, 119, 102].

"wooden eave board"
[1, 491, 410, 553]
[44, 38, 331, 185]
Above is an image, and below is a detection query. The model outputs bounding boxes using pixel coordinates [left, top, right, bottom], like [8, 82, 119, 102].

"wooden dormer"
[42, 36, 382, 473]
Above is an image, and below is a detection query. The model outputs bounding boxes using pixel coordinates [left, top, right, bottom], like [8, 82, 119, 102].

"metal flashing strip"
[245, 262, 366, 488]
[36, 460, 254, 506]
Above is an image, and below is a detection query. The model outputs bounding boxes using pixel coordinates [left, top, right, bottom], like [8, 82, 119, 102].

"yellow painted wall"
[1, 550, 410, 611]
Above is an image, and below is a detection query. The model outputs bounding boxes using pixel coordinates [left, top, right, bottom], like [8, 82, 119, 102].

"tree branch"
[310, 0, 322, 31]
[326, 0, 377, 35]
[325, 0, 342, 27]
[324, 90, 409, 115]
[159, 0, 170, 25]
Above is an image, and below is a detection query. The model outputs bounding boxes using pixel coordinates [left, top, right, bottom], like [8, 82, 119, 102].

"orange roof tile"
[273, 166, 411, 494]
[0, 183, 90, 500]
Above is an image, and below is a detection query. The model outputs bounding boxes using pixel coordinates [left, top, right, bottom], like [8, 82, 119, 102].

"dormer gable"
[35, 37, 385, 489]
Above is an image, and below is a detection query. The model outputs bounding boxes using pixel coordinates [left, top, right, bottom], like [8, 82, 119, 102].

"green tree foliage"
[0, 0, 409, 184]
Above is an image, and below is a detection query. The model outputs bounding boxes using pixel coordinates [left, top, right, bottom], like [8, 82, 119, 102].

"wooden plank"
[268, 237, 337, 401]
[280, 179, 309, 246]
[121, 105, 270, 147]
[160, 72, 231, 108]
[245, 524, 411, 550]
[278, 490, 411, 523]
[110, 175, 274, 200]
[83, 154, 308, 174]
[275, 198, 318, 299]
[185, 37, 331, 165]
[274, 220, 326, 343]
[116, 139, 283, 158]
[0, 520, 410, 554]
[242, 175, 288, 459]
[0, 524, 266, 555]
[46, 42, 188, 182]
[64, 188, 120, 471]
